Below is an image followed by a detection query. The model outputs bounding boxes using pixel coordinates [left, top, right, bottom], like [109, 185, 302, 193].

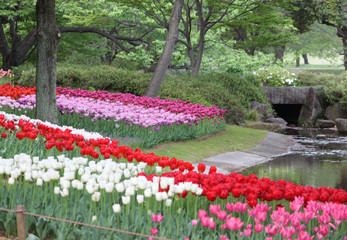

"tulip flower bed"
[0, 83, 226, 147]
[0, 111, 346, 239]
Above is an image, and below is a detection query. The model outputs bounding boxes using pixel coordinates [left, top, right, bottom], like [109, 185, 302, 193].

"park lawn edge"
[143, 124, 268, 163]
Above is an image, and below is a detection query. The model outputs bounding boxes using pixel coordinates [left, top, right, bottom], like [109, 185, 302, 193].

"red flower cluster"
[0, 83, 60, 100]
[0, 83, 36, 99]
[0, 114, 195, 170]
[143, 171, 347, 205]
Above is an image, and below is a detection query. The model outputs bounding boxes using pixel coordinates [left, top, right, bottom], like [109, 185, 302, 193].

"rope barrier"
[0, 207, 172, 240]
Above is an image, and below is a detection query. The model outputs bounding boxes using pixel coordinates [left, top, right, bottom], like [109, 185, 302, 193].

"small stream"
[241, 128, 347, 191]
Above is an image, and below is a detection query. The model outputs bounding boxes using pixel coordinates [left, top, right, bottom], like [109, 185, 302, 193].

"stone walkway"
[194, 132, 293, 175]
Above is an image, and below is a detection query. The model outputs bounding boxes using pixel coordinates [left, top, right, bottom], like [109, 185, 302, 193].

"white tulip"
[54, 186, 60, 195]
[122, 195, 130, 205]
[61, 188, 69, 197]
[184, 182, 192, 191]
[36, 178, 43, 186]
[119, 163, 126, 170]
[151, 184, 159, 194]
[196, 187, 203, 196]
[156, 166, 162, 173]
[42, 173, 51, 183]
[130, 177, 138, 186]
[144, 188, 152, 198]
[136, 195, 144, 204]
[165, 199, 172, 207]
[161, 191, 168, 200]
[123, 169, 131, 178]
[125, 186, 135, 196]
[77, 181, 84, 190]
[86, 183, 95, 194]
[191, 184, 198, 193]
[78, 167, 85, 176]
[116, 183, 125, 193]
[108, 174, 115, 183]
[33, 156, 39, 164]
[19, 164, 27, 172]
[91, 192, 101, 202]
[167, 177, 175, 186]
[8, 177, 15, 185]
[123, 180, 130, 189]
[168, 190, 174, 197]
[112, 204, 121, 213]
[96, 165, 103, 173]
[127, 163, 134, 170]
[160, 178, 168, 189]
[153, 176, 159, 183]
[71, 180, 79, 188]
[105, 182, 114, 193]
[99, 181, 106, 190]
[24, 172, 32, 181]
[155, 192, 163, 201]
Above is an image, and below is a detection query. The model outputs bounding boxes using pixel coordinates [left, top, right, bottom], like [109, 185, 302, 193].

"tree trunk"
[35, 0, 59, 124]
[302, 53, 309, 64]
[336, 26, 347, 70]
[274, 45, 285, 63]
[144, 0, 183, 97]
[296, 57, 300, 67]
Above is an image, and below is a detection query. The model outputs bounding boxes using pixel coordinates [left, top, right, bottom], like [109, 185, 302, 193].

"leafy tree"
[309, 0, 347, 69]
[0, 0, 153, 70]
[219, 2, 294, 57]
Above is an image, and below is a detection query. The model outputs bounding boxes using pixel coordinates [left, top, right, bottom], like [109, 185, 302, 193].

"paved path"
[194, 132, 293, 175]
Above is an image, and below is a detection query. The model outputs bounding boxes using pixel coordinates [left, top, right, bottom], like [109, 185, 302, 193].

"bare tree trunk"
[144, 0, 183, 97]
[35, 0, 59, 124]
[302, 53, 309, 64]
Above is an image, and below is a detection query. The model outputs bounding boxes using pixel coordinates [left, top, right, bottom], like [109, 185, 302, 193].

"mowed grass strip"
[143, 125, 267, 163]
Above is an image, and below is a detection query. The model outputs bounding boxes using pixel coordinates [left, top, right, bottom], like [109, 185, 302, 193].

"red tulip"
[198, 163, 206, 173]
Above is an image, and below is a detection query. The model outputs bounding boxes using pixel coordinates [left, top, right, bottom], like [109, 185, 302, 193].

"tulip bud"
[36, 178, 43, 186]
[54, 186, 60, 195]
[112, 204, 121, 213]
[122, 195, 130, 205]
[165, 199, 172, 207]
[137, 195, 144, 204]
[8, 177, 15, 185]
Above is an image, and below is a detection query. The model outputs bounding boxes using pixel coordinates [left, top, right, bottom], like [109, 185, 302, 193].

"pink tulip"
[209, 204, 221, 215]
[225, 217, 244, 231]
[151, 213, 164, 223]
[191, 219, 199, 226]
[151, 228, 158, 235]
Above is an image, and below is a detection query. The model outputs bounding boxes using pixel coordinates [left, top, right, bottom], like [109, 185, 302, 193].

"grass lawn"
[143, 125, 267, 163]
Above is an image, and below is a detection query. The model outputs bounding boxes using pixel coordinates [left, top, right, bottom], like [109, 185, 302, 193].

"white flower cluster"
[1, 153, 203, 214]
[0, 111, 104, 140]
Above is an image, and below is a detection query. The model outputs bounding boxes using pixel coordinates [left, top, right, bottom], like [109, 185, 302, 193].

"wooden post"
[16, 205, 27, 240]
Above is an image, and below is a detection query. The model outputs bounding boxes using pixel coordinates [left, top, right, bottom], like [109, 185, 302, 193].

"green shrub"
[296, 70, 347, 106]
[254, 66, 298, 86]
[14, 63, 152, 95]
